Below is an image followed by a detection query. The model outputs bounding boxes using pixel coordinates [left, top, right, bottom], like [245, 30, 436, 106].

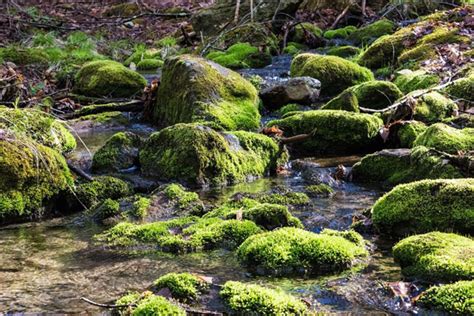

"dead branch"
[67, 160, 94, 182]
[81, 297, 134, 309]
[280, 128, 317, 145]
[65, 100, 143, 119]
[330, 3, 352, 29]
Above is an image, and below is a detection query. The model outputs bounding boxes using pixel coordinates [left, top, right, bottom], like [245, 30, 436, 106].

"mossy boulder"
[237, 227, 367, 276]
[393, 232, 474, 282]
[0, 46, 51, 65]
[207, 43, 272, 69]
[306, 184, 334, 196]
[418, 280, 474, 315]
[220, 281, 309, 315]
[136, 58, 163, 70]
[443, 72, 474, 103]
[352, 146, 464, 185]
[372, 179, 474, 236]
[291, 53, 374, 96]
[92, 132, 142, 173]
[116, 291, 185, 316]
[146, 183, 204, 217]
[411, 92, 457, 124]
[327, 45, 361, 58]
[323, 25, 357, 40]
[349, 19, 396, 45]
[413, 123, 474, 154]
[139, 124, 284, 186]
[267, 110, 383, 155]
[394, 69, 440, 94]
[396, 120, 428, 147]
[74, 60, 147, 98]
[0, 137, 73, 223]
[322, 81, 403, 112]
[153, 272, 208, 301]
[152, 55, 260, 131]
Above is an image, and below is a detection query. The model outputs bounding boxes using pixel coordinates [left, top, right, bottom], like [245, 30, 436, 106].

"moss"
[306, 184, 334, 196]
[394, 69, 440, 94]
[162, 183, 201, 212]
[322, 81, 403, 111]
[0, 138, 73, 221]
[267, 110, 383, 155]
[136, 58, 163, 70]
[443, 73, 474, 103]
[372, 179, 474, 236]
[397, 121, 428, 147]
[413, 123, 474, 153]
[204, 197, 261, 219]
[74, 60, 147, 98]
[443, 114, 474, 129]
[75, 111, 130, 126]
[116, 291, 186, 316]
[0, 108, 76, 153]
[257, 192, 309, 205]
[207, 43, 271, 69]
[283, 42, 307, 56]
[321, 229, 365, 247]
[124, 46, 160, 66]
[397, 44, 436, 68]
[237, 227, 367, 276]
[291, 22, 323, 43]
[0, 46, 51, 65]
[349, 19, 396, 45]
[411, 92, 457, 124]
[220, 281, 309, 315]
[130, 196, 150, 219]
[277, 103, 305, 116]
[221, 23, 278, 53]
[139, 124, 283, 186]
[323, 25, 357, 39]
[153, 272, 208, 301]
[327, 45, 361, 58]
[291, 53, 374, 96]
[418, 280, 474, 315]
[93, 198, 121, 221]
[153, 55, 260, 131]
[393, 232, 474, 282]
[92, 132, 141, 173]
[103, 3, 140, 17]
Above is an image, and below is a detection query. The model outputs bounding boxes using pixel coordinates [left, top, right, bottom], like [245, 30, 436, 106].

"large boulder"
[152, 55, 260, 131]
[260, 77, 321, 110]
[267, 110, 383, 155]
[291, 54, 374, 96]
[413, 123, 474, 154]
[372, 179, 474, 236]
[139, 124, 285, 186]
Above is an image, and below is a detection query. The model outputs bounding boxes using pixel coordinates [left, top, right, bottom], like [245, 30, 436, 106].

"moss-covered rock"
[74, 60, 146, 98]
[139, 124, 284, 186]
[306, 184, 335, 196]
[116, 291, 185, 316]
[323, 25, 357, 40]
[207, 43, 272, 69]
[153, 272, 208, 301]
[237, 227, 367, 275]
[221, 23, 278, 53]
[417, 280, 474, 315]
[0, 46, 51, 65]
[291, 54, 374, 96]
[136, 58, 163, 70]
[396, 120, 428, 147]
[372, 179, 474, 236]
[291, 22, 323, 44]
[92, 132, 141, 173]
[322, 80, 403, 112]
[283, 42, 307, 56]
[413, 123, 474, 153]
[267, 110, 383, 155]
[393, 232, 474, 282]
[394, 69, 440, 94]
[410, 92, 457, 124]
[256, 192, 310, 205]
[152, 55, 260, 130]
[327, 45, 361, 58]
[220, 281, 308, 315]
[349, 19, 396, 45]
[443, 72, 474, 103]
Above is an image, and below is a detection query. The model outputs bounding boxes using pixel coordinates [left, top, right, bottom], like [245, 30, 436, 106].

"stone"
[260, 77, 321, 110]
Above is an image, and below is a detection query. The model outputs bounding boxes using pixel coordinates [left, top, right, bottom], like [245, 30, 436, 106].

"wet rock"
[260, 76, 321, 110]
[292, 159, 340, 186]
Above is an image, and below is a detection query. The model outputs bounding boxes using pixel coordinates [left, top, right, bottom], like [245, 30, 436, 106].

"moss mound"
[393, 232, 474, 282]
[136, 58, 163, 70]
[327, 45, 361, 58]
[153, 273, 208, 301]
[397, 121, 428, 147]
[74, 60, 146, 98]
[418, 280, 474, 315]
[323, 25, 357, 40]
[152, 55, 260, 131]
[207, 43, 272, 69]
[92, 131, 141, 173]
[411, 92, 457, 124]
[291, 54, 374, 96]
[267, 110, 383, 155]
[443, 72, 474, 103]
[0, 46, 51, 65]
[306, 184, 334, 196]
[237, 227, 367, 276]
[394, 69, 440, 94]
[220, 281, 308, 315]
[372, 179, 474, 236]
[116, 291, 185, 315]
[413, 123, 474, 154]
[349, 19, 396, 45]
[322, 80, 403, 112]
[139, 124, 283, 186]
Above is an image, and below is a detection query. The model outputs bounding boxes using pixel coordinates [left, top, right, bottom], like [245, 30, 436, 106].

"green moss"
[306, 184, 334, 196]
[394, 69, 440, 94]
[74, 60, 146, 98]
[204, 197, 260, 219]
[0, 46, 51, 65]
[291, 53, 374, 96]
[349, 19, 396, 45]
[397, 44, 436, 68]
[267, 110, 383, 155]
[153, 272, 208, 301]
[393, 232, 474, 282]
[136, 58, 163, 70]
[327, 45, 361, 58]
[444, 73, 474, 102]
[257, 192, 309, 205]
[277, 103, 305, 116]
[221, 23, 278, 54]
[76, 111, 130, 126]
[140, 124, 283, 186]
[207, 43, 271, 69]
[283, 42, 307, 56]
[93, 198, 121, 221]
[237, 227, 367, 276]
[162, 183, 201, 212]
[124, 46, 160, 66]
[153, 55, 260, 131]
[116, 291, 186, 316]
[397, 121, 428, 147]
[414, 123, 474, 153]
[130, 196, 150, 219]
[443, 114, 474, 129]
[0, 108, 76, 153]
[220, 281, 309, 315]
[323, 25, 357, 39]
[372, 179, 474, 236]
[321, 229, 365, 247]
[291, 22, 323, 43]
[412, 92, 457, 124]
[418, 280, 474, 315]
[92, 132, 141, 173]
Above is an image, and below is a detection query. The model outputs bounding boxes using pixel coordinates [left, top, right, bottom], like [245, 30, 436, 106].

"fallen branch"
[65, 100, 144, 119]
[330, 3, 352, 29]
[67, 160, 94, 182]
[280, 128, 317, 145]
[81, 297, 134, 309]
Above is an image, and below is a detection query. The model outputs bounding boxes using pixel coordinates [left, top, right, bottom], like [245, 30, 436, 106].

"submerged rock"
[152, 55, 260, 131]
[260, 76, 321, 110]
[393, 232, 474, 282]
[413, 123, 474, 154]
[372, 179, 474, 236]
[417, 280, 474, 315]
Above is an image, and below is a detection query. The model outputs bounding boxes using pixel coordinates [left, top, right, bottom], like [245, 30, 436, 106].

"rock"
[74, 60, 147, 98]
[206, 42, 272, 69]
[394, 69, 440, 94]
[327, 45, 361, 58]
[92, 131, 142, 173]
[352, 146, 464, 185]
[139, 124, 285, 186]
[443, 70, 474, 104]
[260, 77, 321, 110]
[220, 281, 309, 315]
[395, 120, 428, 147]
[291, 53, 374, 96]
[417, 280, 474, 315]
[393, 232, 474, 282]
[152, 55, 260, 131]
[348, 19, 396, 45]
[290, 22, 323, 47]
[411, 92, 457, 124]
[413, 123, 474, 154]
[291, 159, 340, 186]
[237, 227, 367, 276]
[267, 110, 383, 156]
[372, 179, 474, 236]
[322, 81, 403, 112]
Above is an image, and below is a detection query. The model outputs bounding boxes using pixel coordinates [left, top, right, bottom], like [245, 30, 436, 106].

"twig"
[67, 160, 94, 182]
[81, 297, 133, 309]
[330, 3, 352, 29]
